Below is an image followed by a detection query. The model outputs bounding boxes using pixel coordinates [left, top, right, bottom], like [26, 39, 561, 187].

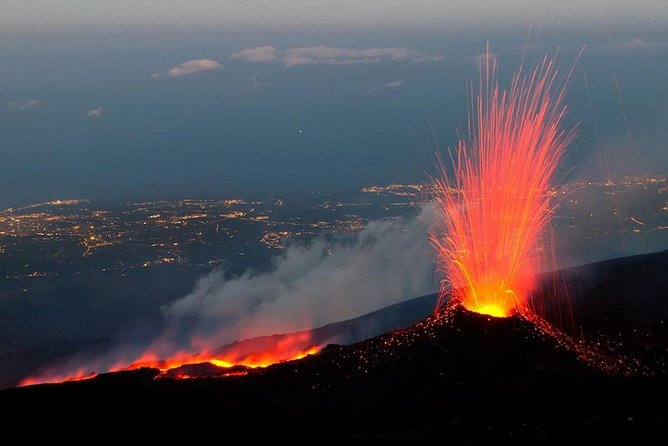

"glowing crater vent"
[430, 49, 576, 318]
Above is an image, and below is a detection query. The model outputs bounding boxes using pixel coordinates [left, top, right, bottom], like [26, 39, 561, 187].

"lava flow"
[19, 331, 323, 386]
[430, 49, 577, 318]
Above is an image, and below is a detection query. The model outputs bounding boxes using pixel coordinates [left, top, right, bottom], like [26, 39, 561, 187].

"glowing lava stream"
[19, 332, 323, 386]
[430, 49, 577, 318]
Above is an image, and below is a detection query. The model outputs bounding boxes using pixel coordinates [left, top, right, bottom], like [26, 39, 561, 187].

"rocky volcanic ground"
[3, 303, 667, 444]
[3, 251, 668, 443]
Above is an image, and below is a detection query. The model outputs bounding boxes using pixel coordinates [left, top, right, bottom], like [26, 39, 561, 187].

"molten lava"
[19, 331, 323, 386]
[430, 50, 576, 318]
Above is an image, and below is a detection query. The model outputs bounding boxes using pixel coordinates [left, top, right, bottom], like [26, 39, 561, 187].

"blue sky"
[0, 4, 667, 206]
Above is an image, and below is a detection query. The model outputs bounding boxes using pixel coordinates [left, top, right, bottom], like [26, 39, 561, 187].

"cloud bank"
[231, 45, 442, 67]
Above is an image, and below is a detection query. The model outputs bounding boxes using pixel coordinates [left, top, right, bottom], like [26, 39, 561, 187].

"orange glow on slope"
[18, 331, 323, 386]
[430, 49, 576, 318]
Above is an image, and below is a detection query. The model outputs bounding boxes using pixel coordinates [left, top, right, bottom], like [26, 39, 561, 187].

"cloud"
[230, 46, 278, 63]
[8, 99, 40, 111]
[231, 45, 443, 67]
[283, 46, 405, 67]
[87, 107, 103, 118]
[154, 59, 224, 78]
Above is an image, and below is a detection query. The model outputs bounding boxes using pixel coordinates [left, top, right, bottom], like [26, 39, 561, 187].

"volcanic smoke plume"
[19, 210, 435, 385]
[430, 50, 577, 318]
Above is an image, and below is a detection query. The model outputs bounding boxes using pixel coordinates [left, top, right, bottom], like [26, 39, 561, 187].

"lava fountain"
[430, 50, 577, 318]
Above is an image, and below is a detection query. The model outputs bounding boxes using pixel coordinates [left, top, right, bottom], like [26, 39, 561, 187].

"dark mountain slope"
[3, 304, 666, 444]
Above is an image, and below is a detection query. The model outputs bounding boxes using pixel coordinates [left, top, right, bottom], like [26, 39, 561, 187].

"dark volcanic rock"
[2, 304, 666, 443]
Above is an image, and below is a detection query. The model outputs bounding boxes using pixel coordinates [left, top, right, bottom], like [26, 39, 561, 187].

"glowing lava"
[430, 49, 576, 318]
[19, 331, 323, 386]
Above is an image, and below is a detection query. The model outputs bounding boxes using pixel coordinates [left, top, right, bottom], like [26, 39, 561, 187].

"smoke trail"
[163, 205, 436, 350]
[21, 205, 436, 384]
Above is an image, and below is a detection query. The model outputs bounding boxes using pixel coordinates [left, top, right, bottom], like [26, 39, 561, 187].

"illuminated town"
[0, 175, 666, 294]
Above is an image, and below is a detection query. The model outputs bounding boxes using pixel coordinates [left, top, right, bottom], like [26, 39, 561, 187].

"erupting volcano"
[430, 50, 577, 318]
[5, 42, 668, 443]
[18, 49, 580, 387]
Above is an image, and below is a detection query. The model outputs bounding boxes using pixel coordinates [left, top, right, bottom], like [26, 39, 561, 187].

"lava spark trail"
[430, 49, 577, 318]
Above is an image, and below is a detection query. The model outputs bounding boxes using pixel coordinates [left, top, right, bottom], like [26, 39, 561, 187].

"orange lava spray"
[430, 49, 577, 318]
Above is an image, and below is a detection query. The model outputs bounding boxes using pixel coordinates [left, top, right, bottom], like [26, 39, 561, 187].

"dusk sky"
[1, 1, 667, 206]
[3, 1, 667, 30]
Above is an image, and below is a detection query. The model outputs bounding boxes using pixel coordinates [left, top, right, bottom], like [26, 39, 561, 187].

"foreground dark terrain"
[2, 251, 667, 443]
